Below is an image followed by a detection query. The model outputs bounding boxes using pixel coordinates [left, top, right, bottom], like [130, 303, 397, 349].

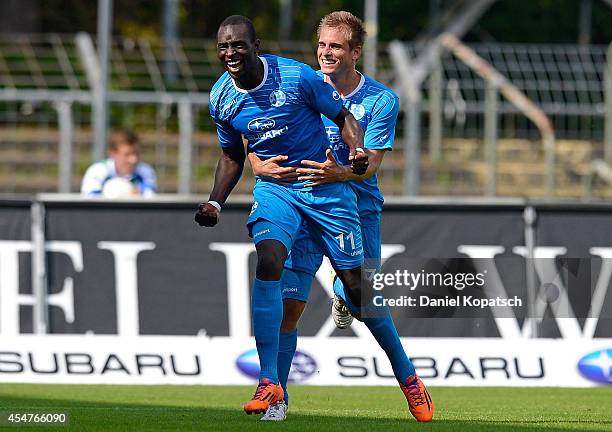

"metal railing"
[438, 34, 556, 196]
[389, 36, 612, 197]
[0, 32, 610, 197]
[583, 159, 612, 197]
[0, 32, 607, 139]
[391, 40, 609, 143]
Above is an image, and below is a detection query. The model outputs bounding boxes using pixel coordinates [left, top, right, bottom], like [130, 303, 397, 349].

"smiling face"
[217, 24, 260, 82]
[317, 26, 361, 79]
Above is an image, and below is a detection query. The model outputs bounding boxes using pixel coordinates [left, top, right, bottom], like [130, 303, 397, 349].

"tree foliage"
[31, 0, 612, 44]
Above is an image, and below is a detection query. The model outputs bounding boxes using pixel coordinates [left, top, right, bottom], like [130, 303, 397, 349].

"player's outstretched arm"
[333, 107, 368, 175]
[195, 142, 245, 227]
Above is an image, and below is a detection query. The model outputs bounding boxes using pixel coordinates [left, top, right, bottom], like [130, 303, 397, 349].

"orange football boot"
[243, 378, 284, 415]
[400, 374, 434, 422]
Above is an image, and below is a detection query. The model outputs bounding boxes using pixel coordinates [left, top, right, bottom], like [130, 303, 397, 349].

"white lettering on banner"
[207, 243, 406, 339]
[0, 241, 32, 335]
[0, 241, 82, 336]
[2, 239, 611, 340]
[46, 241, 83, 324]
[459, 245, 612, 340]
[203, 242, 609, 341]
[209, 243, 255, 337]
[586, 248, 612, 337]
[97, 242, 156, 337]
[513, 246, 582, 338]
[458, 245, 526, 339]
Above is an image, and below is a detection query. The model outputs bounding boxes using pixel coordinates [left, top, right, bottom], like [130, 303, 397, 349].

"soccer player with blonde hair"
[250, 11, 434, 423]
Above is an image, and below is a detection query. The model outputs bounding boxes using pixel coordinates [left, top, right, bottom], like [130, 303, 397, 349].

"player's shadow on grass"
[2, 394, 611, 432]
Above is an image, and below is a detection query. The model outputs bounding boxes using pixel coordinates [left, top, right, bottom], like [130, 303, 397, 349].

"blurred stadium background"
[1, 1, 612, 430]
[0, 0, 610, 198]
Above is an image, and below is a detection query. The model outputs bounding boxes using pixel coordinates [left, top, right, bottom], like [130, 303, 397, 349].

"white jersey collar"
[343, 71, 365, 99]
[233, 56, 269, 94]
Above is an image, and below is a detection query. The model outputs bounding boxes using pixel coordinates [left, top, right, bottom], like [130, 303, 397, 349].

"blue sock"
[363, 314, 415, 383]
[333, 277, 415, 383]
[252, 278, 283, 383]
[277, 329, 297, 405]
[277, 268, 312, 404]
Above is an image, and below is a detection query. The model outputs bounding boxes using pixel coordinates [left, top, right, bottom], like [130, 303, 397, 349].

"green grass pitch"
[1, 384, 611, 431]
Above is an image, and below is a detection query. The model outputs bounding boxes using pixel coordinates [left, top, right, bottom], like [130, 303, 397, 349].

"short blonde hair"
[317, 11, 366, 49]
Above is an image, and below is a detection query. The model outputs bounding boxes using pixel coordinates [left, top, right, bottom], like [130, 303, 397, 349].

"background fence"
[0, 33, 610, 197]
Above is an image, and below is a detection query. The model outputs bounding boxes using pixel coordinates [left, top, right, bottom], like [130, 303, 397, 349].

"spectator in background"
[81, 128, 157, 197]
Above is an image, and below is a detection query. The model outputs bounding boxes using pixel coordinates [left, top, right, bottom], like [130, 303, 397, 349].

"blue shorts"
[247, 180, 363, 271]
[283, 211, 381, 301]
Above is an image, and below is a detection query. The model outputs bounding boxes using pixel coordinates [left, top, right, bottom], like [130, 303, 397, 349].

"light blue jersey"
[283, 72, 398, 296]
[319, 71, 399, 218]
[209, 54, 364, 270]
[209, 54, 343, 184]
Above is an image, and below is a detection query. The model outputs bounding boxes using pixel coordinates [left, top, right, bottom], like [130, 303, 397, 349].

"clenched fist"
[350, 149, 369, 175]
[194, 202, 220, 227]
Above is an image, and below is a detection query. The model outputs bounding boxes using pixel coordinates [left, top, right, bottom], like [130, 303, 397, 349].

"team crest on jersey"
[332, 91, 341, 100]
[269, 90, 287, 107]
[350, 104, 365, 120]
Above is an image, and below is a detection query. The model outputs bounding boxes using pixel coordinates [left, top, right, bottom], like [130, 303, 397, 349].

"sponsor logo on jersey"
[325, 126, 341, 144]
[248, 118, 276, 132]
[332, 90, 341, 100]
[245, 126, 290, 141]
[253, 229, 270, 238]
